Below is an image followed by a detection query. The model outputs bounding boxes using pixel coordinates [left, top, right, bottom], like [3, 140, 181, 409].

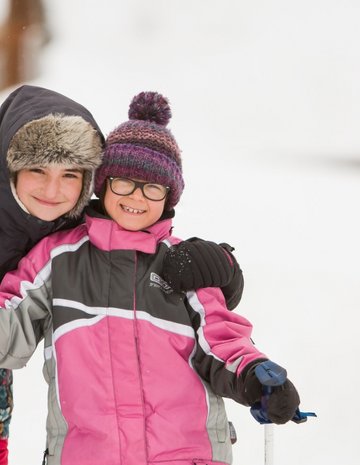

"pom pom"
[128, 91, 171, 126]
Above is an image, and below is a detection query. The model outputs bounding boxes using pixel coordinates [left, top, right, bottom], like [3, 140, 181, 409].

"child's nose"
[43, 178, 60, 198]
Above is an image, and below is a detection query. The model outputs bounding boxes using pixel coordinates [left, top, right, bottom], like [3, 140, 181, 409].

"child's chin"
[118, 218, 147, 231]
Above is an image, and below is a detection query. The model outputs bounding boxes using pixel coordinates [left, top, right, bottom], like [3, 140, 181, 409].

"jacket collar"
[85, 211, 173, 254]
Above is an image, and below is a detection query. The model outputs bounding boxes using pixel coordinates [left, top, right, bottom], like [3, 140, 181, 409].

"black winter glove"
[242, 360, 300, 425]
[218, 242, 244, 310]
[163, 238, 244, 309]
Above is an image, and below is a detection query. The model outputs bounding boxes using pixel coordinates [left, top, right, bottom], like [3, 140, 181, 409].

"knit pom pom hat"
[94, 91, 184, 210]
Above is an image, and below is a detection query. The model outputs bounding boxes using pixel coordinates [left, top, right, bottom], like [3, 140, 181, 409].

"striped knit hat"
[94, 92, 184, 210]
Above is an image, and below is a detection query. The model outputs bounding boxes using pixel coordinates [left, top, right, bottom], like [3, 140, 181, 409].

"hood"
[0, 85, 105, 219]
[0, 84, 104, 162]
[0, 85, 104, 278]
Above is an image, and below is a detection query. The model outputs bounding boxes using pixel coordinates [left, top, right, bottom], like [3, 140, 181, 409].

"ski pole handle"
[250, 360, 286, 424]
[250, 361, 316, 424]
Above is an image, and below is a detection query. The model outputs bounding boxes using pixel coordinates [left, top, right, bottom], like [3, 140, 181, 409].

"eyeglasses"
[108, 177, 170, 201]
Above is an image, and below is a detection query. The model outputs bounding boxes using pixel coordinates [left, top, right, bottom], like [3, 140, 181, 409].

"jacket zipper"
[132, 251, 149, 462]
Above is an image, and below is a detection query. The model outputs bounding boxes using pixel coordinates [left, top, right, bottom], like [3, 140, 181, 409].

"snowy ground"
[1, 1, 360, 464]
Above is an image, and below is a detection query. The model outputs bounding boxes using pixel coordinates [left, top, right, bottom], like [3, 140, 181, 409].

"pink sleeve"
[190, 287, 267, 374]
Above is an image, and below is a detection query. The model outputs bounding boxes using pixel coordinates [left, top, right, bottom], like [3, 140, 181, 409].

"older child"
[0, 86, 244, 464]
[0, 91, 299, 465]
[0, 84, 104, 465]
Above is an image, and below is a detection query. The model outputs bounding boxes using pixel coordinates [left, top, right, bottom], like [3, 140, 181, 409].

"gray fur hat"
[7, 114, 103, 218]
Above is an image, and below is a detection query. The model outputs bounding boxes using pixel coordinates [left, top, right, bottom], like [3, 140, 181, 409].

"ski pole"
[249, 361, 317, 464]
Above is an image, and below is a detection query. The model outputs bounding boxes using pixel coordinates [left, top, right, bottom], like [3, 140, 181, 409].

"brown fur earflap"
[7, 114, 103, 218]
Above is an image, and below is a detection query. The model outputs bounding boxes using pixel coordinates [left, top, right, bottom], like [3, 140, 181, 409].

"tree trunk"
[0, 0, 50, 90]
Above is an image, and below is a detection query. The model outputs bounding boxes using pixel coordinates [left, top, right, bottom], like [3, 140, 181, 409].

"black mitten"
[163, 238, 243, 308]
[267, 380, 300, 424]
[241, 360, 266, 406]
[242, 360, 300, 425]
[218, 243, 244, 310]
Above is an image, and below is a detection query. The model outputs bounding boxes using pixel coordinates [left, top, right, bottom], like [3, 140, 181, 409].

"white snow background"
[1, 1, 359, 464]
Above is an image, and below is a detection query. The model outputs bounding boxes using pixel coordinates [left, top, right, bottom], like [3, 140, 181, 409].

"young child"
[0, 86, 244, 464]
[0, 91, 299, 465]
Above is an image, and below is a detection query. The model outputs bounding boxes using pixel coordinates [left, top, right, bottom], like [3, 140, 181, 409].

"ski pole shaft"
[264, 424, 274, 465]
[262, 384, 274, 465]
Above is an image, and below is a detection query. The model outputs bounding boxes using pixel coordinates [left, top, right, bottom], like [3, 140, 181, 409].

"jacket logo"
[150, 272, 173, 294]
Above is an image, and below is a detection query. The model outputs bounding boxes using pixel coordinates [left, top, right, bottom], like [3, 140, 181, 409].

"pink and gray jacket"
[0, 203, 266, 465]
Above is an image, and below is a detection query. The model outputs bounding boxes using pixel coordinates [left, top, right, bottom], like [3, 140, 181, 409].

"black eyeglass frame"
[107, 177, 170, 201]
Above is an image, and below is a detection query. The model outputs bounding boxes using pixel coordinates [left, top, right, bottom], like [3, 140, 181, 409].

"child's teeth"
[123, 205, 144, 214]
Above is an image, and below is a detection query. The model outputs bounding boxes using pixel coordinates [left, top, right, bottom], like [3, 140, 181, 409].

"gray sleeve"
[0, 281, 52, 369]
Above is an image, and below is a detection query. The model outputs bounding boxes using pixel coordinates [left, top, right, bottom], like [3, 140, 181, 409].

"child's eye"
[29, 168, 45, 174]
[147, 184, 161, 190]
[64, 172, 82, 179]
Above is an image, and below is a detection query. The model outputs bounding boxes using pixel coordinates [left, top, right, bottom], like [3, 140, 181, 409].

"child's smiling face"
[15, 165, 83, 221]
[103, 178, 166, 231]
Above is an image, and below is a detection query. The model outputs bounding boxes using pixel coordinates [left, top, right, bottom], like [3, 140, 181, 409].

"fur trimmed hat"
[94, 91, 184, 210]
[7, 114, 103, 218]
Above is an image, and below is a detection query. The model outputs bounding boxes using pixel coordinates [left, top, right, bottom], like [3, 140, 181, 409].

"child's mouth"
[121, 204, 145, 215]
[34, 197, 62, 207]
